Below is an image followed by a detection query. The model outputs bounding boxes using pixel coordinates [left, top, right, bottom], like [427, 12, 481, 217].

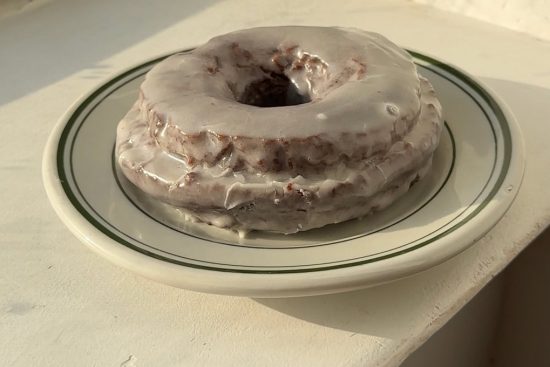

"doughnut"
[116, 26, 443, 234]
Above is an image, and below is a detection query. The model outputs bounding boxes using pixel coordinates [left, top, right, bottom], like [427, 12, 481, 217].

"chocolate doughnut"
[116, 26, 443, 234]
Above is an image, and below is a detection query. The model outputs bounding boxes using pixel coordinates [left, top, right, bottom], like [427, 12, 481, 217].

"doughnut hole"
[238, 72, 311, 107]
[224, 43, 338, 108]
[220, 43, 368, 108]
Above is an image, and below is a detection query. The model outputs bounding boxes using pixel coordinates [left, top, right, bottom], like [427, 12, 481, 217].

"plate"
[42, 50, 525, 297]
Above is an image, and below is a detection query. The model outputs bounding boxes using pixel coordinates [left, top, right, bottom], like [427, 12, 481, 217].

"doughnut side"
[137, 26, 422, 175]
[120, 159, 432, 234]
[116, 76, 442, 234]
[140, 97, 419, 175]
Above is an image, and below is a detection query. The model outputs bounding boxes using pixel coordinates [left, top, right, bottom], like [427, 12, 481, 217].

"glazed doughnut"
[116, 26, 443, 234]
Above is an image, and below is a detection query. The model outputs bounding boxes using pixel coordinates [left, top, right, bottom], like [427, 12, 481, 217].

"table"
[2, 1, 550, 366]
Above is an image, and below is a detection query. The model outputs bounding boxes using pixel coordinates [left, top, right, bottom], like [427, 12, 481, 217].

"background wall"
[413, 0, 550, 41]
[4, 0, 548, 40]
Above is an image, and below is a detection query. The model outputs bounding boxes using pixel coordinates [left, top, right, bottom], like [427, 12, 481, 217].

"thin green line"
[85, 63, 489, 267]
[61, 53, 508, 272]
[69, 62, 463, 266]
[410, 50, 512, 174]
[57, 51, 512, 273]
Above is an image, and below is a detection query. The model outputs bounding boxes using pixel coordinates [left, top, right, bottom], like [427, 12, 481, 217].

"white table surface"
[2, 1, 550, 366]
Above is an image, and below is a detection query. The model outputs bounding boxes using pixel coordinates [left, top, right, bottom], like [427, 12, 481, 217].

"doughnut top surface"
[140, 26, 421, 139]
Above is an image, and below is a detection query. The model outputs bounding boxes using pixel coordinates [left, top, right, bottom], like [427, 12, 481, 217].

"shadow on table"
[254, 270, 439, 339]
[257, 78, 550, 340]
[0, 0, 221, 106]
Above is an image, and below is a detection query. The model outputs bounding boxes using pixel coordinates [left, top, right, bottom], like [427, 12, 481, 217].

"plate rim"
[42, 49, 525, 297]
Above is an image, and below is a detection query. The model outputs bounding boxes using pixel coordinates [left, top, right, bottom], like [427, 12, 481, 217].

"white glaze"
[140, 27, 421, 140]
[116, 27, 443, 233]
[117, 61, 442, 233]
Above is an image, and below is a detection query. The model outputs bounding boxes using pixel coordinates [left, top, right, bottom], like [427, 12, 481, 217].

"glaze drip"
[116, 26, 443, 234]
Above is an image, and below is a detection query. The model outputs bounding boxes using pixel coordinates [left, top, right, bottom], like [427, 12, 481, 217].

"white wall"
[413, 0, 550, 41]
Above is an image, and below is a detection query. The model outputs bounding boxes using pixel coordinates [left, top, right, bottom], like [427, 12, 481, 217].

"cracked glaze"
[116, 27, 443, 234]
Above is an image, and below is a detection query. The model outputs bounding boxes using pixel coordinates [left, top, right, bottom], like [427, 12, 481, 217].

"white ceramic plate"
[43, 50, 524, 297]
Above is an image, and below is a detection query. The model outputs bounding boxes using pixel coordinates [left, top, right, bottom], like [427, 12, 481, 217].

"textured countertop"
[2, 0, 550, 366]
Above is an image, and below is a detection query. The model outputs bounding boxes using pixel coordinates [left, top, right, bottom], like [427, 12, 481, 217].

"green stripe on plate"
[56, 51, 511, 273]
